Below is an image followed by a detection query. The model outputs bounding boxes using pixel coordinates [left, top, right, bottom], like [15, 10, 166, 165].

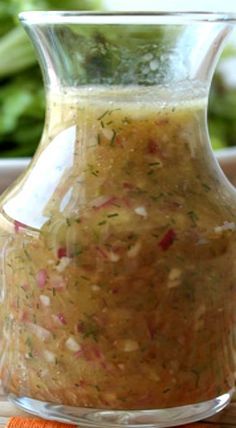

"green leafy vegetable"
[0, 0, 101, 158]
[208, 43, 236, 150]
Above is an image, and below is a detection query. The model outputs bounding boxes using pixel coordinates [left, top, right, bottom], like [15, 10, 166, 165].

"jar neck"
[21, 14, 232, 92]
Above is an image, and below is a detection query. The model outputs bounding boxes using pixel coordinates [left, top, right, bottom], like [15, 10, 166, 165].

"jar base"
[9, 390, 233, 427]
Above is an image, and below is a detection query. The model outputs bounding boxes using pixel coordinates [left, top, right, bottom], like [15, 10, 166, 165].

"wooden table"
[0, 394, 235, 427]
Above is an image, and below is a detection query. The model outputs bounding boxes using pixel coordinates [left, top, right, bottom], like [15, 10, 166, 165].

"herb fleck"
[26, 337, 32, 348]
[187, 210, 199, 225]
[202, 183, 211, 192]
[151, 193, 164, 201]
[97, 108, 121, 121]
[97, 110, 109, 121]
[110, 130, 117, 146]
[88, 164, 99, 177]
[98, 220, 107, 226]
[148, 162, 161, 167]
[23, 247, 31, 261]
[74, 247, 83, 256]
[80, 317, 100, 342]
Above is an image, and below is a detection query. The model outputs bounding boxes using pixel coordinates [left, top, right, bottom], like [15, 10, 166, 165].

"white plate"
[0, 158, 30, 194]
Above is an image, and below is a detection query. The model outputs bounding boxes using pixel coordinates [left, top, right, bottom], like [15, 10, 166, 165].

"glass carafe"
[0, 11, 235, 427]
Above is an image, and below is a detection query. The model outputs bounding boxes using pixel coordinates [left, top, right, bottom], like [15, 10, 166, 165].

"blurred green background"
[0, 0, 235, 157]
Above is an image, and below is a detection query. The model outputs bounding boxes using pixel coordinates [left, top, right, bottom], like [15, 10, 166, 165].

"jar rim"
[19, 11, 236, 25]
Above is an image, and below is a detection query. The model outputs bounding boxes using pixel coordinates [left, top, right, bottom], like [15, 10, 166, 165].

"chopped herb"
[97, 134, 101, 145]
[80, 275, 89, 281]
[98, 220, 107, 226]
[66, 218, 71, 227]
[100, 121, 104, 128]
[81, 318, 100, 342]
[151, 193, 164, 201]
[187, 210, 199, 225]
[97, 108, 121, 121]
[134, 188, 148, 195]
[94, 384, 101, 391]
[23, 247, 31, 260]
[97, 110, 109, 121]
[107, 213, 119, 218]
[148, 162, 161, 167]
[176, 255, 185, 262]
[88, 164, 99, 177]
[74, 248, 83, 256]
[52, 288, 56, 296]
[26, 337, 32, 348]
[122, 116, 131, 124]
[202, 183, 211, 192]
[110, 130, 117, 146]
[127, 233, 137, 240]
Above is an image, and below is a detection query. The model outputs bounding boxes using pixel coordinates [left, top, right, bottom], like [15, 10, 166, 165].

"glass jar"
[0, 11, 236, 427]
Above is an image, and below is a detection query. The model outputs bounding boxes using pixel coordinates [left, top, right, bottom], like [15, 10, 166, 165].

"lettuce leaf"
[0, 0, 101, 157]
